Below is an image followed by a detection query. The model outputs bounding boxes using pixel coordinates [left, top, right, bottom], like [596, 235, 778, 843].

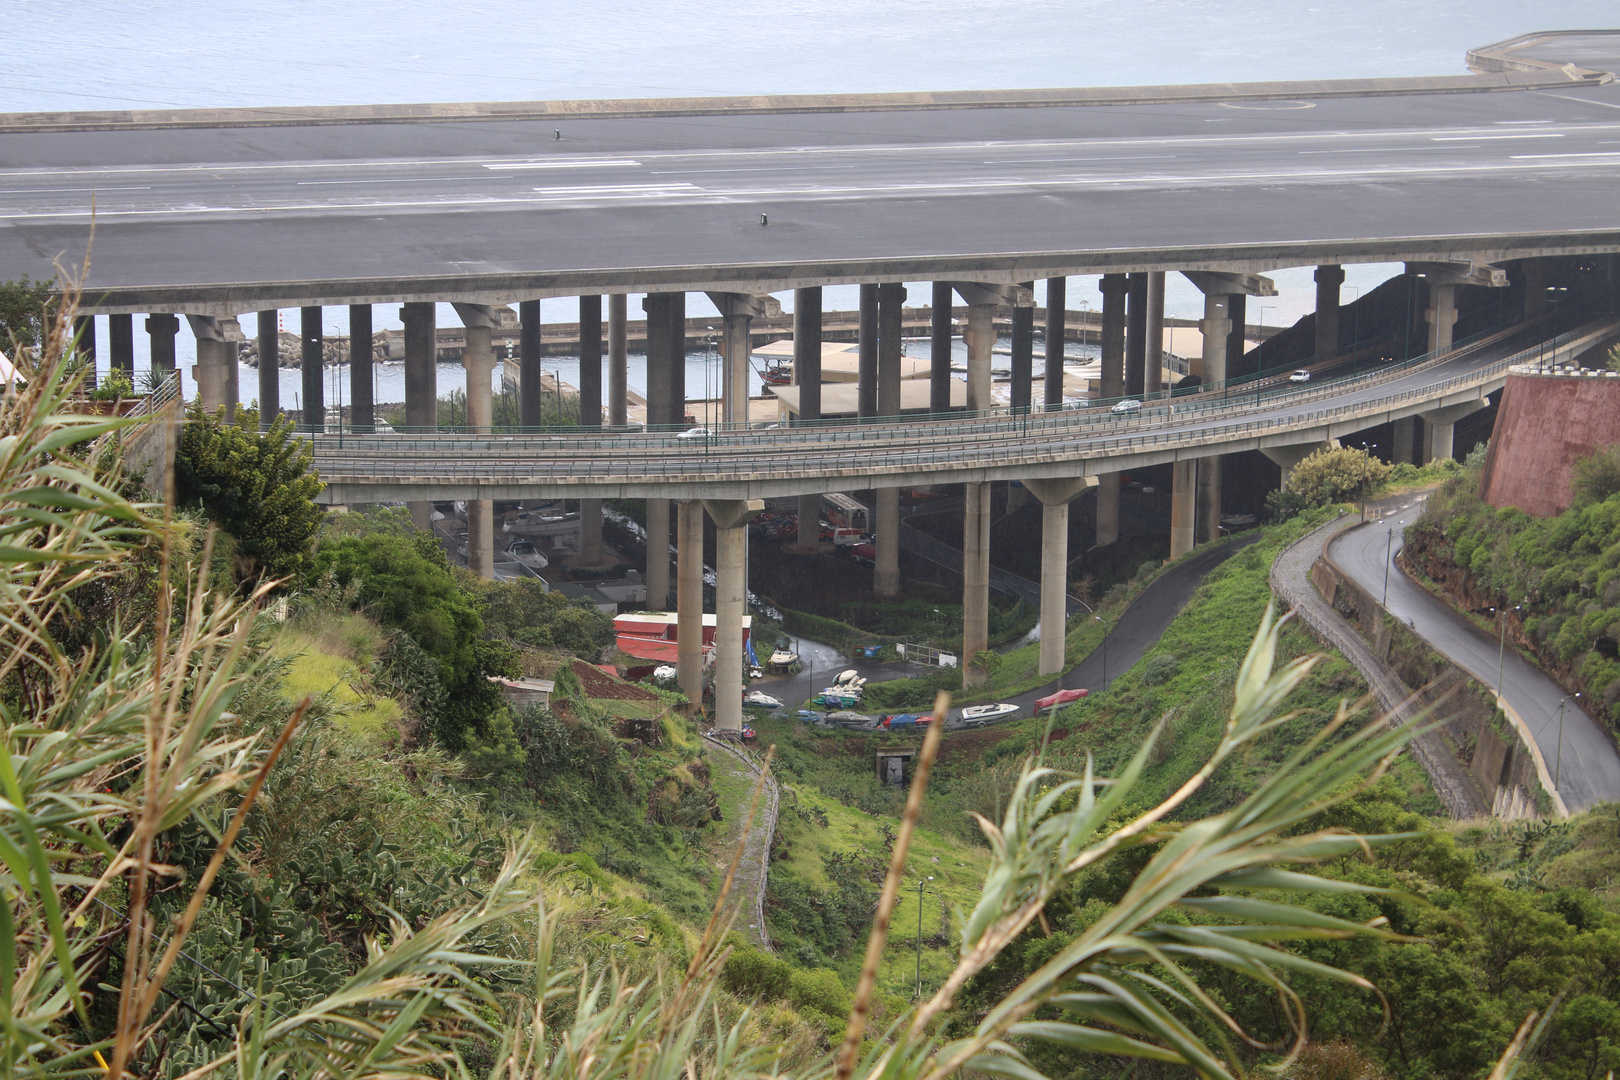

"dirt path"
[702, 733, 780, 952]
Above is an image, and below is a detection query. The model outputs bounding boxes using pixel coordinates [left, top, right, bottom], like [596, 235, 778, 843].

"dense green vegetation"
[1408, 445, 1620, 737]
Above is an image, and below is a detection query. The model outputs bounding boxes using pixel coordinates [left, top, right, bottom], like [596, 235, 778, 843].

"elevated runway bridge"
[6, 29, 1620, 726]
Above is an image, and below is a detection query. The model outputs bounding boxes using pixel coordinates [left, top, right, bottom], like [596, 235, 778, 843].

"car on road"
[676, 426, 711, 440]
[1289, 369, 1312, 383]
[960, 702, 1019, 726]
[1110, 399, 1142, 414]
[1034, 687, 1089, 711]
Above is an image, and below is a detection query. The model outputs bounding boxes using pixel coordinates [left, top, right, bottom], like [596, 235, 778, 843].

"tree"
[308, 529, 482, 686]
[472, 575, 614, 657]
[1570, 445, 1620, 506]
[1286, 444, 1394, 507]
[0, 275, 55, 355]
[174, 402, 325, 585]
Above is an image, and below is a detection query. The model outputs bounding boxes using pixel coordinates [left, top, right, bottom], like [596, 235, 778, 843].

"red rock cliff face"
[1479, 369, 1620, 517]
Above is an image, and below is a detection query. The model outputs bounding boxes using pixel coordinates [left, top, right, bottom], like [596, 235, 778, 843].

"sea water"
[7, 0, 1612, 399]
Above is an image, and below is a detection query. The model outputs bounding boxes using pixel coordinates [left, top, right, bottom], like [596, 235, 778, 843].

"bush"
[1285, 445, 1393, 508]
[1571, 446, 1620, 506]
[788, 968, 851, 1017]
[1141, 652, 1179, 686]
[721, 944, 793, 1000]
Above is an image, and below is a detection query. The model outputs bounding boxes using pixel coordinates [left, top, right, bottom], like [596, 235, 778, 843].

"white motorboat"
[504, 508, 581, 537]
[960, 702, 1019, 727]
[506, 538, 549, 570]
[744, 691, 784, 709]
[767, 650, 799, 672]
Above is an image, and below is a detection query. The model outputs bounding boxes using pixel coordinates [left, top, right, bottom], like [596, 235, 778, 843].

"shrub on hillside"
[1285, 445, 1393, 508]
[1571, 445, 1620, 506]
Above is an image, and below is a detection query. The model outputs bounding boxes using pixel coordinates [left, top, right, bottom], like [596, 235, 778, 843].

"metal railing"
[307, 314, 1617, 487]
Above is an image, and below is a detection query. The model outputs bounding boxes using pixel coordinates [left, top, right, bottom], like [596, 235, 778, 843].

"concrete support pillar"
[1095, 473, 1119, 547]
[644, 293, 674, 429]
[646, 498, 672, 610]
[962, 481, 991, 687]
[1024, 476, 1090, 677]
[519, 299, 542, 427]
[1392, 416, 1417, 465]
[108, 314, 134, 377]
[1315, 264, 1344, 360]
[1099, 274, 1128, 400]
[965, 304, 994, 412]
[857, 284, 878, 418]
[1419, 401, 1486, 464]
[794, 286, 824, 552]
[1521, 260, 1551, 320]
[72, 317, 96, 388]
[677, 501, 705, 706]
[877, 283, 904, 416]
[1426, 282, 1458, 354]
[350, 304, 373, 433]
[608, 294, 628, 427]
[1200, 292, 1231, 385]
[795, 286, 823, 425]
[402, 301, 436, 530]
[704, 499, 764, 732]
[1124, 273, 1148, 397]
[300, 306, 323, 433]
[1197, 457, 1222, 544]
[668, 292, 687, 425]
[1226, 293, 1247, 377]
[875, 487, 900, 597]
[1044, 276, 1066, 409]
[580, 498, 604, 565]
[145, 314, 178, 374]
[185, 315, 233, 417]
[721, 308, 752, 427]
[1010, 281, 1034, 411]
[1261, 442, 1333, 492]
[579, 295, 602, 427]
[931, 282, 954, 414]
[1144, 272, 1165, 395]
[455, 303, 497, 579]
[1170, 459, 1197, 558]
[256, 310, 279, 426]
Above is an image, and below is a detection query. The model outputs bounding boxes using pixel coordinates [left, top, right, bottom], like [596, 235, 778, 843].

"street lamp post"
[1094, 615, 1107, 692]
[1555, 694, 1580, 789]
[1493, 605, 1520, 700]
[1383, 527, 1394, 607]
[915, 875, 934, 1000]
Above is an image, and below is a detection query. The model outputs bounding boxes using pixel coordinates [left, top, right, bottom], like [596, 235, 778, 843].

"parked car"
[1110, 399, 1142, 414]
[1289, 369, 1312, 383]
[676, 426, 711, 440]
[1034, 687, 1089, 711]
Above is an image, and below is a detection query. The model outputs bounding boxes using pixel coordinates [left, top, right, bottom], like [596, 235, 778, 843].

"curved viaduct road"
[308, 316, 1617, 504]
[2, 33, 1620, 309]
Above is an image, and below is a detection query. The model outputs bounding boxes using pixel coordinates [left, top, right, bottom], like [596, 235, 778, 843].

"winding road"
[1329, 499, 1620, 812]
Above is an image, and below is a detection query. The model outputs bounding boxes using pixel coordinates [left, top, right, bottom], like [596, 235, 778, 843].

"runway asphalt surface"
[6, 77, 1620, 304]
[1330, 497, 1620, 811]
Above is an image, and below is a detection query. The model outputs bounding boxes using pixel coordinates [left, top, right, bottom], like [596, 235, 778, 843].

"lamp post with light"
[915, 875, 934, 1000]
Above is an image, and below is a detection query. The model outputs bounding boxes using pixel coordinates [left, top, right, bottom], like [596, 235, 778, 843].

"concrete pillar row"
[185, 314, 234, 418]
[256, 310, 279, 427]
[145, 314, 179, 374]
[875, 488, 900, 597]
[1199, 292, 1232, 386]
[874, 282, 906, 597]
[72, 316, 97, 380]
[1124, 273, 1148, 397]
[965, 304, 994, 412]
[1426, 282, 1459, 354]
[646, 498, 672, 610]
[1144, 272, 1165, 395]
[1197, 456, 1222, 545]
[1314, 264, 1344, 360]
[703, 499, 764, 732]
[677, 500, 705, 706]
[1170, 459, 1197, 559]
[962, 481, 991, 687]
[579, 295, 603, 427]
[703, 292, 761, 428]
[350, 304, 374, 433]
[608, 294, 629, 427]
[1023, 475, 1094, 677]
[1044, 276, 1066, 409]
[300, 306, 323, 433]
[454, 303, 497, 580]
[400, 300, 437, 530]
[519, 299, 542, 427]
